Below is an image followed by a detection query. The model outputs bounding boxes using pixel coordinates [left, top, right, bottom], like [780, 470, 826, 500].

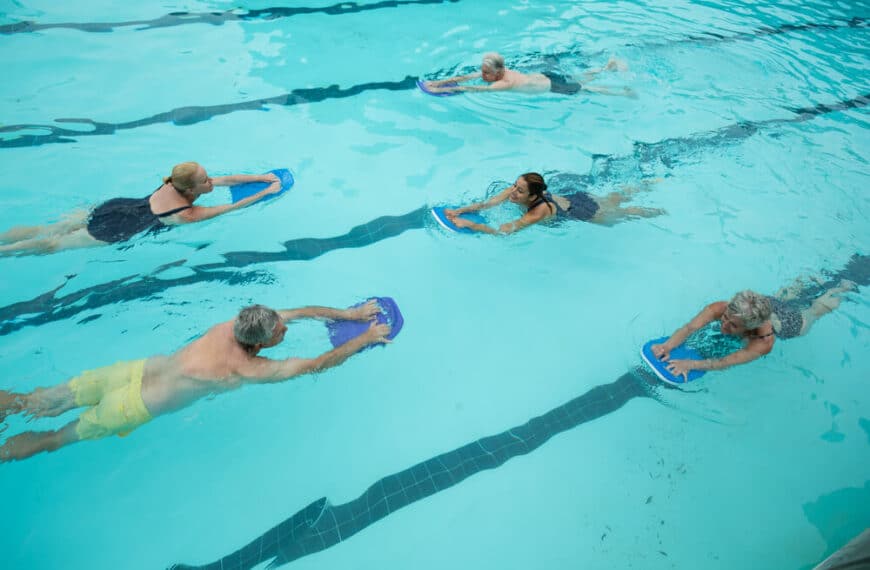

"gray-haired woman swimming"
[651, 282, 856, 380]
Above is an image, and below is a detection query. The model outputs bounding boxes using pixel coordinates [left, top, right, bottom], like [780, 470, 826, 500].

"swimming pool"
[0, 1, 868, 568]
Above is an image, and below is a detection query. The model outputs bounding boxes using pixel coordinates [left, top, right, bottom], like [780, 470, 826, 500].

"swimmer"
[0, 301, 391, 461]
[651, 281, 857, 380]
[0, 162, 282, 256]
[423, 52, 634, 97]
[444, 172, 665, 234]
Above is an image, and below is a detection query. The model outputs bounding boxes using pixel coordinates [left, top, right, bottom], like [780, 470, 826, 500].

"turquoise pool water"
[0, 1, 868, 569]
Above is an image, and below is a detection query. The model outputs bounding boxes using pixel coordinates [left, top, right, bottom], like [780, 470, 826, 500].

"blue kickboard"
[430, 206, 487, 234]
[326, 297, 404, 352]
[640, 336, 706, 386]
[417, 79, 460, 97]
[230, 168, 294, 204]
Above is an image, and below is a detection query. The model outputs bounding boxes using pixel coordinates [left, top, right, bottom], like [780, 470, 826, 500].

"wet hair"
[727, 290, 771, 329]
[233, 304, 281, 354]
[163, 162, 200, 194]
[481, 52, 505, 73]
[519, 172, 547, 200]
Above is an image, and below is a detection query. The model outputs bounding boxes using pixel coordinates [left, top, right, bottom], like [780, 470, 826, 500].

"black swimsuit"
[86, 190, 191, 243]
[542, 71, 583, 95]
[527, 194, 557, 215]
[531, 191, 600, 222]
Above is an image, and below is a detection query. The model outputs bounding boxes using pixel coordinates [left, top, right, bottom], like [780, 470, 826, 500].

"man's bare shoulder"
[174, 320, 235, 349]
[172, 320, 252, 378]
[233, 354, 287, 378]
[202, 320, 236, 337]
[504, 69, 550, 91]
[503, 69, 527, 83]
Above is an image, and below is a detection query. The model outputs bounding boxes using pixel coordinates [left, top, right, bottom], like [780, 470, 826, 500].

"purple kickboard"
[417, 79, 459, 97]
[327, 297, 403, 351]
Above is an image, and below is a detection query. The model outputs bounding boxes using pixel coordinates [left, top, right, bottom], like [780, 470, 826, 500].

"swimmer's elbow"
[246, 358, 317, 382]
[303, 358, 327, 374]
[181, 206, 227, 223]
[500, 219, 535, 234]
[284, 356, 335, 377]
[286, 358, 322, 377]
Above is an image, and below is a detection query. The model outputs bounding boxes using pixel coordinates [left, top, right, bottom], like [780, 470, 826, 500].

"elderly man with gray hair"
[1, 301, 390, 461]
[423, 51, 632, 96]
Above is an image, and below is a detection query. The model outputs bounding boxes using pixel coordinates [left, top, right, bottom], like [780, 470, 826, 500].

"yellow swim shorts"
[68, 359, 152, 440]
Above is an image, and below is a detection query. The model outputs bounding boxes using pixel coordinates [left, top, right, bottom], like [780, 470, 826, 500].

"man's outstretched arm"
[426, 72, 479, 86]
[242, 322, 391, 384]
[277, 300, 380, 323]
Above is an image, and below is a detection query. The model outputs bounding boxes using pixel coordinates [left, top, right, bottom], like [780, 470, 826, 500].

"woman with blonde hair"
[0, 162, 281, 255]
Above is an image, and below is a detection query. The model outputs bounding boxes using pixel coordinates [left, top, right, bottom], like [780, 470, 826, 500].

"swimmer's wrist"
[339, 307, 355, 320]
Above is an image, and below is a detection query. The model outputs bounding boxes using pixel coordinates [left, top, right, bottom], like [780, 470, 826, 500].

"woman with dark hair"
[444, 172, 664, 234]
[0, 162, 281, 256]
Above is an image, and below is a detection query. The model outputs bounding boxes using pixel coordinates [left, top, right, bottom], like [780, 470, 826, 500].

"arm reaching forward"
[241, 322, 391, 384]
